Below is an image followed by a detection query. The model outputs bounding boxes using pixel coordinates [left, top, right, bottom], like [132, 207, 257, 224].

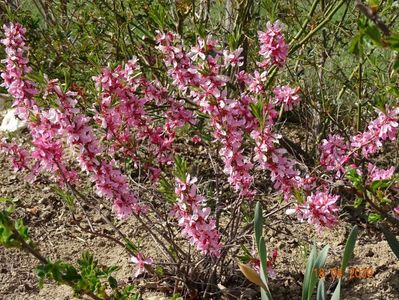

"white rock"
[0, 109, 27, 132]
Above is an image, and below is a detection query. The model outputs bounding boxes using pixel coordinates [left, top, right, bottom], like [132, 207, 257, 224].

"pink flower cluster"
[367, 163, 395, 182]
[351, 107, 399, 158]
[257, 20, 288, 69]
[1, 23, 76, 185]
[317, 108, 398, 227]
[249, 99, 301, 200]
[44, 81, 145, 218]
[273, 86, 301, 111]
[1, 21, 357, 236]
[93, 57, 195, 182]
[320, 107, 399, 182]
[287, 191, 339, 231]
[0, 23, 144, 218]
[172, 175, 222, 257]
[156, 31, 257, 198]
[0, 23, 37, 119]
[156, 24, 302, 199]
[0, 139, 31, 172]
[320, 134, 349, 176]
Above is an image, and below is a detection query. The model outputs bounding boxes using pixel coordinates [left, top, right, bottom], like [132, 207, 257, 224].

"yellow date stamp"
[313, 267, 374, 280]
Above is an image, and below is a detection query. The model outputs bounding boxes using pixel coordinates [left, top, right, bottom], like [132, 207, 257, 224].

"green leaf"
[330, 279, 341, 300]
[348, 34, 362, 55]
[173, 156, 188, 181]
[387, 34, 399, 50]
[159, 178, 176, 203]
[370, 179, 391, 193]
[53, 186, 75, 210]
[341, 226, 358, 274]
[316, 279, 326, 300]
[380, 225, 399, 260]
[365, 24, 382, 45]
[124, 239, 139, 253]
[354, 197, 363, 208]
[307, 245, 329, 300]
[259, 237, 272, 300]
[254, 202, 263, 250]
[345, 167, 363, 189]
[368, 213, 383, 223]
[302, 243, 317, 300]
[259, 236, 268, 282]
[250, 99, 265, 128]
[108, 276, 118, 289]
[154, 266, 164, 276]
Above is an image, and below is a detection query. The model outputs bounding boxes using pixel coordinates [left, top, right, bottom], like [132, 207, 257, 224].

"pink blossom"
[0, 23, 38, 119]
[1, 24, 76, 186]
[289, 191, 339, 230]
[248, 71, 267, 94]
[223, 48, 244, 67]
[0, 139, 31, 172]
[249, 248, 278, 278]
[130, 252, 153, 278]
[367, 163, 395, 182]
[92, 59, 190, 176]
[350, 131, 380, 158]
[296, 175, 317, 191]
[191, 135, 202, 143]
[350, 107, 399, 157]
[320, 134, 349, 176]
[157, 33, 256, 197]
[173, 174, 222, 256]
[273, 86, 301, 111]
[368, 107, 399, 141]
[44, 81, 144, 217]
[257, 21, 288, 69]
[394, 207, 399, 219]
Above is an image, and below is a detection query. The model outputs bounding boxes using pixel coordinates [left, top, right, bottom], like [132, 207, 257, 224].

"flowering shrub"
[1, 3, 399, 297]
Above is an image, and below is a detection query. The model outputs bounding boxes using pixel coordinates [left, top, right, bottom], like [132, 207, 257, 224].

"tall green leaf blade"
[259, 236, 268, 282]
[306, 245, 329, 300]
[259, 237, 272, 299]
[380, 226, 399, 260]
[341, 226, 358, 274]
[317, 279, 326, 300]
[302, 244, 317, 300]
[254, 202, 263, 250]
[330, 279, 341, 300]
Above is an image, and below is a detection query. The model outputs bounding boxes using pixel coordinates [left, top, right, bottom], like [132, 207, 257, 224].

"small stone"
[38, 197, 48, 204]
[365, 249, 374, 257]
[97, 240, 106, 247]
[277, 241, 285, 249]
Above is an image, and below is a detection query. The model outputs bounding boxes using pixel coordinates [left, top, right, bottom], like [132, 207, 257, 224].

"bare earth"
[0, 151, 398, 300]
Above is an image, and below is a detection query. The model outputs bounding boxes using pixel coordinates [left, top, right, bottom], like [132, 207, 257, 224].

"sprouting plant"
[239, 202, 361, 300]
[0, 205, 139, 300]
